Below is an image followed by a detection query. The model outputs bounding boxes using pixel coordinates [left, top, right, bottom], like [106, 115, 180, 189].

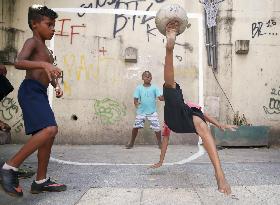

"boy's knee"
[163, 82, 175, 88]
[45, 126, 58, 137]
[193, 116, 207, 131]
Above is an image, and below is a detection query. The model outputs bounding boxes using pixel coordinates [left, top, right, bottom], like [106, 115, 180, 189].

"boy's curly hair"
[28, 5, 58, 30]
[142, 71, 152, 77]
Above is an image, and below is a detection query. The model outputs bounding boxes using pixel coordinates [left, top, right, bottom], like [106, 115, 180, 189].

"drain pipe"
[204, 10, 212, 66]
[211, 26, 218, 70]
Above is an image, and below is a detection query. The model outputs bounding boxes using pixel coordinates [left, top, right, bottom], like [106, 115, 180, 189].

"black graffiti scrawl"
[263, 86, 280, 114]
[252, 19, 278, 38]
[77, 0, 165, 41]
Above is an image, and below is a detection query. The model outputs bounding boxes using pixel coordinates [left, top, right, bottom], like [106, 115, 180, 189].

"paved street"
[0, 144, 280, 205]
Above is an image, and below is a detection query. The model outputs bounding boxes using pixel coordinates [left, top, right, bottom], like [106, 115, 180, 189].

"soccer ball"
[155, 4, 191, 36]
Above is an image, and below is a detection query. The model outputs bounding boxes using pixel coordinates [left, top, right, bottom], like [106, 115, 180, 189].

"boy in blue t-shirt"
[125, 71, 164, 149]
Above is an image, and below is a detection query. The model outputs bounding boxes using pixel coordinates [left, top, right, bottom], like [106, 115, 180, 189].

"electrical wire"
[211, 69, 235, 114]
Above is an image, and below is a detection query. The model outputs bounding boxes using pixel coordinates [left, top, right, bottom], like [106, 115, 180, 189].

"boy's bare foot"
[150, 161, 163, 168]
[215, 174, 231, 195]
[125, 144, 133, 149]
[166, 29, 176, 50]
[165, 20, 179, 50]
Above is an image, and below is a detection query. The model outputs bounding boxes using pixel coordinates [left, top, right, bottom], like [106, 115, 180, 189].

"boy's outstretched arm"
[204, 112, 237, 131]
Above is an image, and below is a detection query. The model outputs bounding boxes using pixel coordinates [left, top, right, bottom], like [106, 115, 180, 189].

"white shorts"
[133, 112, 161, 132]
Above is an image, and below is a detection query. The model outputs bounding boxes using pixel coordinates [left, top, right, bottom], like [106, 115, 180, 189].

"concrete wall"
[0, 0, 279, 145]
[227, 0, 279, 145]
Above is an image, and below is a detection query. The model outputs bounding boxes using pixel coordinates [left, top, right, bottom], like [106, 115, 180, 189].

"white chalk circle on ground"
[50, 144, 205, 166]
[155, 4, 191, 36]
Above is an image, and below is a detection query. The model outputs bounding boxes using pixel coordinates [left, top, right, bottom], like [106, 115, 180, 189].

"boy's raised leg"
[164, 31, 176, 87]
[193, 116, 231, 195]
[151, 21, 179, 168]
[164, 20, 180, 88]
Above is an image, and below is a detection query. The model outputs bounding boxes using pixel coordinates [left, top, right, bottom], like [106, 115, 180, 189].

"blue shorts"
[18, 79, 57, 135]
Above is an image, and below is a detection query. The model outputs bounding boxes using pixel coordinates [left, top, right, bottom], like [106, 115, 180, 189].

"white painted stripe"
[53, 8, 156, 16]
[52, 7, 199, 19]
[174, 143, 205, 165]
[48, 8, 205, 158]
[50, 144, 205, 166]
[198, 15, 204, 111]
[48, 8, 203, 110]
[47, 38, 55, 108]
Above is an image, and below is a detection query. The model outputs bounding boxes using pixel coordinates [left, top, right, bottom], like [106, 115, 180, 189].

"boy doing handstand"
[152, 20, 232, 195]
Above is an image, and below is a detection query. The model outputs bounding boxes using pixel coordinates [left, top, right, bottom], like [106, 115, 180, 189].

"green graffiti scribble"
[94, 98, 126, 125]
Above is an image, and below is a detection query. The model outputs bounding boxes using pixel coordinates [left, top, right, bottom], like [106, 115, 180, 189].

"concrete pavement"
[0, 144, 280, 205]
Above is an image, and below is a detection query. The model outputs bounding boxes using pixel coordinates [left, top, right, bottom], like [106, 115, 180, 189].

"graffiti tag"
[94, 98, 126, 124]
[263, 86, 280, 114]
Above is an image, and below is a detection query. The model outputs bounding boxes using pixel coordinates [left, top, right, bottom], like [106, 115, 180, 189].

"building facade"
[0, 0, 279, 145]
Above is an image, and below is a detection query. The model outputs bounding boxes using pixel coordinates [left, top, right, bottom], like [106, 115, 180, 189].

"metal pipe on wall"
[211, 26, 218, 70]
[204, 10, 212, 66]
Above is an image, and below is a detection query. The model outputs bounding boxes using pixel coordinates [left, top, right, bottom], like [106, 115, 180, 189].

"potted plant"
[211, 112, 269, 147]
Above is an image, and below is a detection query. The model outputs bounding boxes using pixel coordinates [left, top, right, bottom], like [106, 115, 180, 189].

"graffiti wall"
[0, 0, 201, 144]
[2, 0, 279, 144]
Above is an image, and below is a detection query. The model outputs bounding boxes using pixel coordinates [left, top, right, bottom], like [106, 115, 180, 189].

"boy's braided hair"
[28, 5, 58, 30]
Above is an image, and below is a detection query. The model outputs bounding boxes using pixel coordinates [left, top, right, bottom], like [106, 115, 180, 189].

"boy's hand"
[44, 63, 61, 81]
[150, 161, 163, 169]
[135, 102, 140, 108]
[158, 96, 164, 101]
[0, 64, 7, 76]
[0, 121, 11, 132]
[55, 87, 63, 98]
[219, 124, 238, 131]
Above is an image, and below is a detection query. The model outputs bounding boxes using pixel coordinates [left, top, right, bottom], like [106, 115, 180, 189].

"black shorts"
[163, 83, 205, 134]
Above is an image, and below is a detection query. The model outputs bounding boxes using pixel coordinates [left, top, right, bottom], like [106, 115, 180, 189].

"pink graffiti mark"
[55, 18, 86, 44]
[56, 19, 71, 36]
[99, 47, 107, 56]
[70, 25, 86, 44]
